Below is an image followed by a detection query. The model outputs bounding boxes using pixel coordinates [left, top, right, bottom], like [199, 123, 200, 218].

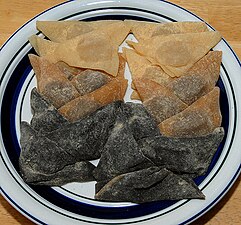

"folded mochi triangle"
[30, 88, 68, 133]
[36, 20, 94, 42]
[94, 102, 160, 192]
[29, 54, 80, 109]
[93, 107, 155, 182]
[159, 87, 222, 137]
[29, 31, 120, 76]
[58, 77, 127, 122]
[19, 122, 95, 186]
[95, 167, 205, 203]
[124, 20, 208, 42]
[70, 69, 111, 95]
[48, 101, 122, 161]
[123, 48, 172, 86]
[133, 79, 187, 123]
[168, 51, 222, 105]
[139, 127, 224, 176]
[30, 22, 130, 77]
[57, 54, 127, 122]
[19, 100, 122, 186]
[36, 20, 130, 46]
[120, 102, 160, 140]
[129, 31, 222, 77]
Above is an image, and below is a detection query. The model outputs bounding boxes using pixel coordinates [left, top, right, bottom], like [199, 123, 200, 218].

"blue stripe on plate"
[0, 187, 46, 225]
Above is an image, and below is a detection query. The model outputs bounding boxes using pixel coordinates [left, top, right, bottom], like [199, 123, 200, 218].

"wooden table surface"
[0, 0, 240, 224]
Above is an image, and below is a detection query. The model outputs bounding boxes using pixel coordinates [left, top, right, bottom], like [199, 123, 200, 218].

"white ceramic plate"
[0, 0, 240, 224]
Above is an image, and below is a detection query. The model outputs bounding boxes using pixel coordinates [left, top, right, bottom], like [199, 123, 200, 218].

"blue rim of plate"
[0, 0, 240, 224]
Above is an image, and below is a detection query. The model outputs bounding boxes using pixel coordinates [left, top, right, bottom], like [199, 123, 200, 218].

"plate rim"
[0, 0, 241, 225]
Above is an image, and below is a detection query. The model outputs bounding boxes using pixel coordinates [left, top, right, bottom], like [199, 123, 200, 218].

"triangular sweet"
[133, 79, 187, 123]
[37, 20, 129, 45]
[30, 88, 68, 133]
[133, 78, 172, 101]
[95, 167, 205, 203]
[121, 102, 160, 140]
[144, 96, 188, 123]
[29, 54, 80, 108]
[124, 48, 172, 85]
[94, 102, 159, 192]
[139, 127, 224, 176]
[58, 78, 127, 122]
[166, 51, 222, 100]
[29, 31, 120, 76]
[125, 20, 208, 41]
[93, 110, 154, 182]
[168, 51, 222, 105]
[70, 70, 111, 95]
[19, 121, 96, 186]
[49, 101, 122, 161]
[129, 31, 222, 77]
[46, 31, 119, 76]
[159, 87, 222, 137]
[58, 53, 125, 93]
[169, 74, 207, 105]
[37, 21, 84, 42]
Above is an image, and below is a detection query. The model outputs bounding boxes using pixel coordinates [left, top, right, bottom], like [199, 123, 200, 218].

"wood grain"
[0, 1, 240, 224]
